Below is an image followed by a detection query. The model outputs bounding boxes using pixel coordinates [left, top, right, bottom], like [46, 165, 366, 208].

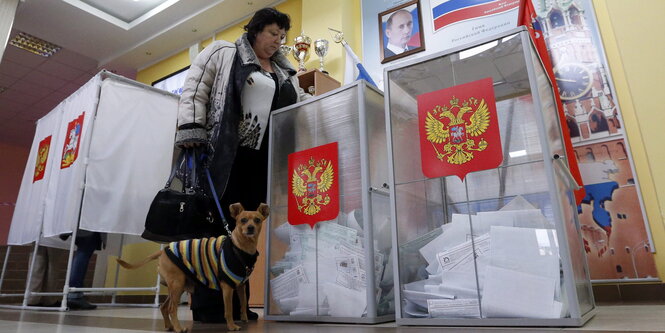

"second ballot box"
[383, 27, 595, 326]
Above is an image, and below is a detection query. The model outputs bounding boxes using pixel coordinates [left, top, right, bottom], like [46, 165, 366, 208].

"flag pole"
[328, 28, 378, 87]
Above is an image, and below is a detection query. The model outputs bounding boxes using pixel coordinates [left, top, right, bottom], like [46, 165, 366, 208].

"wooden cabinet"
[296, 68, 341, 96]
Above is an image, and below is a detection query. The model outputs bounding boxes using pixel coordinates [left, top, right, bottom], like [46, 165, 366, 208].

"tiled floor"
[0, 304, 664, 332]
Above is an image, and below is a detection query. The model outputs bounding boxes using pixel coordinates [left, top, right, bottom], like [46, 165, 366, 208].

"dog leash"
[204, 166, 232, 236]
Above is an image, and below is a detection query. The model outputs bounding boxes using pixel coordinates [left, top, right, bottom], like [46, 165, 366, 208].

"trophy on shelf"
[314, 39, 329, 74]
[292, 31, 311, 72]
[279, 44, 292, 58]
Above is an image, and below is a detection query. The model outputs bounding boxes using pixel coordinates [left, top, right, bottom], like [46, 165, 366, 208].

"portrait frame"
[378, 0, 425, 64]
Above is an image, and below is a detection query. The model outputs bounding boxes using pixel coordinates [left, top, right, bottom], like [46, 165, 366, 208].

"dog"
[117, 202, 268, 332]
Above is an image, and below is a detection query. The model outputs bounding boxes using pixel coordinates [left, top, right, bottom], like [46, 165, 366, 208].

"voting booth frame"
[384, 27, 596, 326]
[0, 70, 179, 311]
[264, 81, 395, 324]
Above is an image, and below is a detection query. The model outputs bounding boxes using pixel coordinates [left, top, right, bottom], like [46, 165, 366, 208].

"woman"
[175, 7, 308, 322]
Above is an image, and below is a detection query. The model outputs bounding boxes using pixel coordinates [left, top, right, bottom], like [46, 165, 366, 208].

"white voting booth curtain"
[9, 72, 178, 247]
[42, 75, 102, 238]
[79, 78, 177, 235]
[8, 106, 63, 245]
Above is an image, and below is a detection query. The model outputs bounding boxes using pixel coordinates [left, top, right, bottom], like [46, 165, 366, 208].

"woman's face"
[253, 23, 286, 60]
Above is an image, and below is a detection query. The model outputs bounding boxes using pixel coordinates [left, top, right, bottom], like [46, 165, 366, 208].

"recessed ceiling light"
[9, 32, 61, 57]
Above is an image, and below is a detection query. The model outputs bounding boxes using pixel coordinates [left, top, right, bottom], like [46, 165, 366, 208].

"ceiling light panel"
[63, 0, 180, 30]
[9, 32, 61, 57]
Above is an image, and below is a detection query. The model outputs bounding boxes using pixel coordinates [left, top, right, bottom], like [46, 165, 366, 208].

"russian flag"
[432, 0, 520, 32]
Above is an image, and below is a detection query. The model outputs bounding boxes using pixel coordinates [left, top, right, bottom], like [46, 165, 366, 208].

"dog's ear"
[257, 203, 270, 219]
[229, 203, 244, 219]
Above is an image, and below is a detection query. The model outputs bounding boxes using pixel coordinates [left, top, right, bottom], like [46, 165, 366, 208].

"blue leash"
[199, 152, 232, 236]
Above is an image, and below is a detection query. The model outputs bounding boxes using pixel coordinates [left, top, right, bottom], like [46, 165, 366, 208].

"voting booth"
[384, 27, 595, 326]
[4, 71, 178, 310]
[264, 81, 394, 323]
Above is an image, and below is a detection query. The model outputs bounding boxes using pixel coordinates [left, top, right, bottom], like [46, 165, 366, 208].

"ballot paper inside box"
[385, 27, 595, 327]
[265, 81, 394, 324]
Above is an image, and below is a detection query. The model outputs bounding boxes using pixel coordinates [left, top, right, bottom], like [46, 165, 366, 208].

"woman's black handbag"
[141, 149, 225, 242]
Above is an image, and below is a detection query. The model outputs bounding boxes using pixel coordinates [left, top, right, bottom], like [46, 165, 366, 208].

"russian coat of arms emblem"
[288, 142, 339, 227]
[418, 78, 502, 180]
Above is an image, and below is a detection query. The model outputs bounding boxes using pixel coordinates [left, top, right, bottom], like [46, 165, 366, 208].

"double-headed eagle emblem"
[34, 143, 50, 178]
[425, 96, 491, 165]
[291, 157, 334, 215]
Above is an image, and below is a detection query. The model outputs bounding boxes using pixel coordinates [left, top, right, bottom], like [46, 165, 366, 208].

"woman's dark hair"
[244, 7, 291, 45]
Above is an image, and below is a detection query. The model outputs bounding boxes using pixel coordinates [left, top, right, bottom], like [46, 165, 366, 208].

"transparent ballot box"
[384, 27, 595, 326]
[265, 81, 394, 323]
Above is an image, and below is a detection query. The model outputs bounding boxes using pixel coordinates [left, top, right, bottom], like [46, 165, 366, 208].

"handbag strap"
[164, 149, 187, 190]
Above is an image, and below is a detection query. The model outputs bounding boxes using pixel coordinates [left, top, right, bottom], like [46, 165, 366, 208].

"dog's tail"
[116, 250, 162, 270]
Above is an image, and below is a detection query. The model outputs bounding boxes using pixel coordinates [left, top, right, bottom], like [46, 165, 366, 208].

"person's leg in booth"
[67, 231, 101, 310]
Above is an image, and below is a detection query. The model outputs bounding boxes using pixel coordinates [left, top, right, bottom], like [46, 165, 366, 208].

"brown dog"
[117, 203, 268, 332]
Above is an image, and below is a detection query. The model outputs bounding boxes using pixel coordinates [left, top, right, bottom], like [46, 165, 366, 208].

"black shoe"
[67, 298, 97, 310]
[247, 309, 259, 320]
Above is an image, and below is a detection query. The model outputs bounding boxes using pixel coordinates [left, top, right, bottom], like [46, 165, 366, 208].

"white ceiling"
[0, 0, 281, 147]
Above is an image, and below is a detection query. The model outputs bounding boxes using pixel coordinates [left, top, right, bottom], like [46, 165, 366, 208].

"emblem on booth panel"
[61, 112, 85, 169]
[33, 135, 52, 182]
[288, 142, 339, 228]
[418, 78, 503, 180]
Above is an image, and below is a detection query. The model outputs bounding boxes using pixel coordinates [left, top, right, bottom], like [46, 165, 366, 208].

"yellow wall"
[114, 0, 361, 292]
[592, 0, 665, 278]
[301, 0, 361, 83]
[135, 49, 189, 86]
[105, 242, 162, 294]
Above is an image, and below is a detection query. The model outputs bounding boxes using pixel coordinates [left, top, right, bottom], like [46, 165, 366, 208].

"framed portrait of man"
[379, 0, 425, 64]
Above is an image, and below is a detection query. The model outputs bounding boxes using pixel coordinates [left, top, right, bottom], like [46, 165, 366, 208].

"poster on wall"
[430, 0, 520, 45]
[574, 139, 657, 280]
[534, 0, 657, 280]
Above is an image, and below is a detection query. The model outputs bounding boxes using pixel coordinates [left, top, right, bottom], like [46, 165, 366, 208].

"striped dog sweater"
[164, 235, 258, 289]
